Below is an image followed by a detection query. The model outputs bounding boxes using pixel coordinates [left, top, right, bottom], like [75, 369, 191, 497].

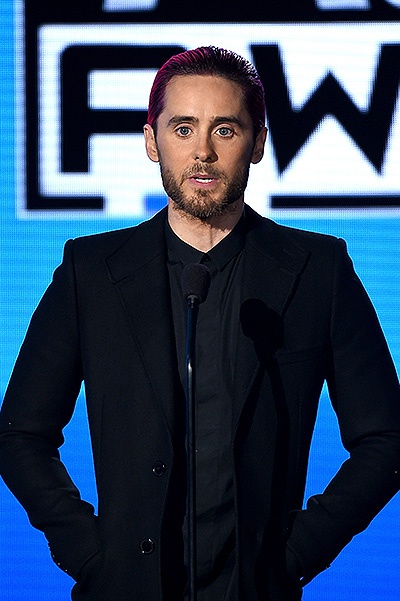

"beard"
[159, 161, 250, 220]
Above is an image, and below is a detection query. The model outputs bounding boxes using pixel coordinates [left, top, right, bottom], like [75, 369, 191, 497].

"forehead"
[161, 74, 249, 121]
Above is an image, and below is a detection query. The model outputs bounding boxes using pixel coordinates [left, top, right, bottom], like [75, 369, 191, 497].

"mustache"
[182, 163, 225, 180]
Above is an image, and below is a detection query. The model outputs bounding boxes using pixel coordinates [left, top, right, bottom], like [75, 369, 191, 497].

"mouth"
[191, 176, 215, 183]
[188, 173, 219, 190]
[187, 173, 219, 187]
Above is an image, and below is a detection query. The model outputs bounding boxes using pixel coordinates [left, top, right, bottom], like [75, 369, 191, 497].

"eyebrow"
[167, 116, 198, 127]
[167, 115, 245, 128]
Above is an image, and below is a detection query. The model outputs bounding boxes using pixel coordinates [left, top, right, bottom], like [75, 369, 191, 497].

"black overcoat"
[1, 206, 400, 601]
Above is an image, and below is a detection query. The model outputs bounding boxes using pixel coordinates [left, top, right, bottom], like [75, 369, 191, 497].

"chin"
[175, 198, 241, 221]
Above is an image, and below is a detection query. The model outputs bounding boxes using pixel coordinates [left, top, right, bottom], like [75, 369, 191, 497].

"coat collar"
[105, 207, 168, 283]
[241, 205, 309, 315]
[105, 205, 309, 292]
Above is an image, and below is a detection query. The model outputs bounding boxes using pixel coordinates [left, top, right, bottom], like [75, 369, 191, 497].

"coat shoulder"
[66, 208, 167, 261]
[244, 205, 345, 272]
[246, 205, 341, 251]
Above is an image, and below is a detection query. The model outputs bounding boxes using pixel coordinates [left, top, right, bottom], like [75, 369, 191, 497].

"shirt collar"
[165, 212, 246, 272]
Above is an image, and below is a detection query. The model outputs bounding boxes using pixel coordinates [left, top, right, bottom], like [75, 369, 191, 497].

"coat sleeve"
[286, 238, 400, 586]
[0, 240, 100, 581]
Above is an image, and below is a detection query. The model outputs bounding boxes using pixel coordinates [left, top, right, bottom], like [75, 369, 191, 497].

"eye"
[176, 126, 192, 137]
[216, 126, 234, 137]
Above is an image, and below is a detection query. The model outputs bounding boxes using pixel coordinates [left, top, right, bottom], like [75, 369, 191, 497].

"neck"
[167, 199, 244, 252]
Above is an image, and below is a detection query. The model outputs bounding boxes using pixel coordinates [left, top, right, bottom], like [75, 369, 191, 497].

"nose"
[192, 132, 217, 163]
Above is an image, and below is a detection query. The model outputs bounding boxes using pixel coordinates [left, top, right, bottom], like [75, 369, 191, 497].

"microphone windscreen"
[181, 263, 211, 304]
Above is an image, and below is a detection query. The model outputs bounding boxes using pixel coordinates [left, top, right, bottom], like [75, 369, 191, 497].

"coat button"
[139, 538, 155, 554]
[152, 461, 166, 477]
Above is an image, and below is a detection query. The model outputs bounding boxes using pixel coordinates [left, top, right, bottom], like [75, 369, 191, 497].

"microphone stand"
[185, 294, 198, 601]
[181, 262, 210, 601]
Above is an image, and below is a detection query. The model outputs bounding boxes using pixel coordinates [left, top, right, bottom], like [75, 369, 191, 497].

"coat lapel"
[232, 208, 310, 428]
[103, 206, 310, 437]
[105, 208, 181, 436]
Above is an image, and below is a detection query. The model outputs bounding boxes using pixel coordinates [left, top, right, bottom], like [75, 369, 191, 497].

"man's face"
[144, 75, 266, 220]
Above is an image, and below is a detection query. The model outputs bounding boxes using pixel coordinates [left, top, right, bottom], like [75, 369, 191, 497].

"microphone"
[180, 262, 210, 601]
[181, 263, 211, 305]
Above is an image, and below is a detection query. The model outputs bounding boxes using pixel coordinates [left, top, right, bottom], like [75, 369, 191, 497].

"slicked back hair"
[147, 46, 266, 137]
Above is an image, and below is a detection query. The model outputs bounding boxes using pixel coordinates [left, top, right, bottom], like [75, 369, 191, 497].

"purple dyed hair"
[147, 46, 266, 137]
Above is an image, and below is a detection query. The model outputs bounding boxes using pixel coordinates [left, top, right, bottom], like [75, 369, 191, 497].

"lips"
[187, 174, 219, 189]
[190, 175, 216, 183]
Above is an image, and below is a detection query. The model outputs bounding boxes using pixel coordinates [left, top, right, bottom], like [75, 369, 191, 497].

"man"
[0, 46, 399, 601]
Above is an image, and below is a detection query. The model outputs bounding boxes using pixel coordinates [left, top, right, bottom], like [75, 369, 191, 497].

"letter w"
[251, 44, 400, 174]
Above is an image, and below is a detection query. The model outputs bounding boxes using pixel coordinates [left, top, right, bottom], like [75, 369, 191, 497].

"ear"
[143, 124, 159, 162]
[251, 126, 268, 164]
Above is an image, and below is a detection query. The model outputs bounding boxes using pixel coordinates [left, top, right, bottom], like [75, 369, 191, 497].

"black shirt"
[166, 215, 246, 596]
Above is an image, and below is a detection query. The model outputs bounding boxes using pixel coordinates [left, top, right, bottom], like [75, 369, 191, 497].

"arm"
[0, 240, 100, 580]
[287, 239, 400, 585]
